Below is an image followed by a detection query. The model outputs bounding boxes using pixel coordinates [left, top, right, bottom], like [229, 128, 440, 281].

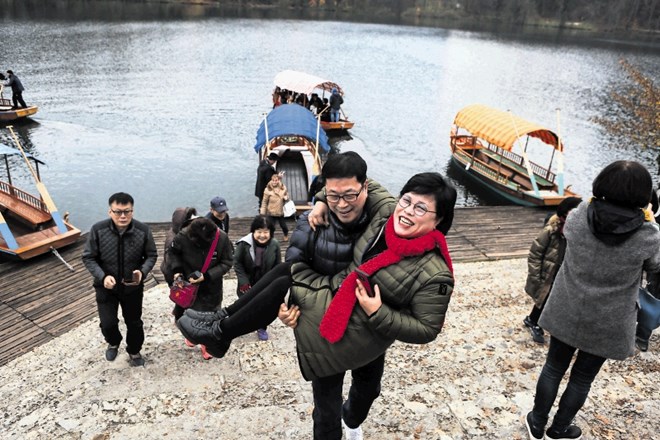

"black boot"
[185, 307, 228, 322]
[176, 314, 231, 358]
[545, 424, 582, 440]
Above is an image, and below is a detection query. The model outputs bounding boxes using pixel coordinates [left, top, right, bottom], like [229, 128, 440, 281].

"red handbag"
[169, 230, 220, 308]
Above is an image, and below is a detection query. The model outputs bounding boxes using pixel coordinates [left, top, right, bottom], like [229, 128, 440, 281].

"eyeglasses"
[111, 209, 133, 217]
[324, 185, 364, 203]
[398, 196, 437, 217]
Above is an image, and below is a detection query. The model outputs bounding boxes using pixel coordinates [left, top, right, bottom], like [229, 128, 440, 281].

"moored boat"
[254, 104, 330, 215]
[0, 128, 80, 261]
[273, 70, 355, 133]
[450, 104, 579, 207]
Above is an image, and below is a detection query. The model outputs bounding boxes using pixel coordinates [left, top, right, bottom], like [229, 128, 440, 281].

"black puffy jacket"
[82, 218, 158, 290]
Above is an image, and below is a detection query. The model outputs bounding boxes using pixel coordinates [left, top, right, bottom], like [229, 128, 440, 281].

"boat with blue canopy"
[255, 103, 330, 214]
[0, 127, 80, 261]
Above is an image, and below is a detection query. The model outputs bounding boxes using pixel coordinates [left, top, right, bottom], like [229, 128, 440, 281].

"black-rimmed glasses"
[324, 185, 364, 203]
[111, 209, 134, 217]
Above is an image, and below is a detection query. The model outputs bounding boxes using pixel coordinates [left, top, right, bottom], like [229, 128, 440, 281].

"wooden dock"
[0, 206, 549, 366]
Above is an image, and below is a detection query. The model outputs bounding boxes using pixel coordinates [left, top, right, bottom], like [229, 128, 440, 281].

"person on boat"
[523, 197, 582, 344]
[329, 87, 343, 123]
[205, 196, 230, 234]
[309, 93, 323, 115]
[177, 163, 456, 440]
[233, 215, 282, 341]
[82, 192, 158, 367]
[272, 86, 282, 108]
[320, 98, 331, 122]
[165, 217, 234, 360]
[4, 70, 27, 109]
[525, 161, 660, 440]
[260, 172, 290, 242]
[255, 151, 279, 210]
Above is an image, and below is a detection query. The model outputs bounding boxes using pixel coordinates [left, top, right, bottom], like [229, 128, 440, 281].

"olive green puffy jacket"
[290, 214, 454, 381]
[524, 215, 566, 308]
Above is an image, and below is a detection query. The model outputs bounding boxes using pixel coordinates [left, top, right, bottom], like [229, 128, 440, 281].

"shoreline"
[1, 258, 657, 439]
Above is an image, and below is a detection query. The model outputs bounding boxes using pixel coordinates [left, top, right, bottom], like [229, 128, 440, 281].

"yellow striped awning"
[453, 104, 562, 152]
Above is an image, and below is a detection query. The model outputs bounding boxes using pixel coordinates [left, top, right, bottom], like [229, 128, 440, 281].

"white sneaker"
[342, 420, 363, 440]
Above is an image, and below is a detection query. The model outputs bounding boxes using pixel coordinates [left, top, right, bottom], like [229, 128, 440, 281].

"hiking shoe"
[176, 314, 230, 358]
[525, 412, 544, 440]
[184, 308, 229, 323]
[636, 336, 649, 352]
[257, 328, 269, 341]
[184, 338, 196, 348]
[200, 345, 213, 360]
[545, 424, 582, 440]
[342, 420, 363, 440]
[105, 345, 119, 361]
[129, 353, 145, 367]
[523, 315, 535, 329]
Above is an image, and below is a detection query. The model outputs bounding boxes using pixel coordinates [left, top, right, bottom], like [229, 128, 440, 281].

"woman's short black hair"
[188, 217, 217, 244]
[399, 172, 457, 234]
[592, 160, 652, 209]
[250, 215, 275, 236]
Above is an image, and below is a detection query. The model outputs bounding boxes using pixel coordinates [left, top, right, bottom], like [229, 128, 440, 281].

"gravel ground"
[1, 259, 658, 440]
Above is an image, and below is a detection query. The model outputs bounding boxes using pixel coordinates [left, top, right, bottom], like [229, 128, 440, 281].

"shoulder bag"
[638, 286, 660, 333]
[169, 230, 220, 308]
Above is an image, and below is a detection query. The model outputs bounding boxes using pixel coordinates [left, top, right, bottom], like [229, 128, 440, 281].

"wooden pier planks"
[0, 207, 548, 366]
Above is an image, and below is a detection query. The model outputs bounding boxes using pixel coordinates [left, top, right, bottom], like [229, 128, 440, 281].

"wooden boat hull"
[450, 139, 578, 207]
[0, 105, 38, 122]
[321, 120, 355, 132]
[0, 223, 81, 261]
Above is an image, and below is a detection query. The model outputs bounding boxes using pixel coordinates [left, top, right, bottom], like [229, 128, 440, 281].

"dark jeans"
[221, 262, 292, 340]
[312, 354, 385, 440]
[532, 336, 606, 430]
[95, 286, 145, 355]
[268, 215, 289, 237]
[12, 91, 27, 108]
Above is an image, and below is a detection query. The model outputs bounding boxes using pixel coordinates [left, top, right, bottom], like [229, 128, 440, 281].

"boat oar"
[50, 246, 75, 272]
[507, 111, 541, 197]
[0, 210, 19, 250]
[555, 108, 565, 196]
[6, 125, 68, 234]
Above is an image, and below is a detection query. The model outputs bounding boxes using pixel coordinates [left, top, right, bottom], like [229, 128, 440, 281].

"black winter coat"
[82, 219, 158, 291]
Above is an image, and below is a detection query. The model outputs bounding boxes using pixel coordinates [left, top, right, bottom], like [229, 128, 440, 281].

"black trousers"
[532, 336, 606, 430]
[312, 354, 385, 440]
[12, 91, 27, 108]
[95, 286, 145, 355]
[268, 215, 289, 237]
[221, 262, 292, 339]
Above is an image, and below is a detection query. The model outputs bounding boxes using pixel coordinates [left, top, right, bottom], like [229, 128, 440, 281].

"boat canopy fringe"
[453, 104, 563, 152]
[274, 70, 343, 96]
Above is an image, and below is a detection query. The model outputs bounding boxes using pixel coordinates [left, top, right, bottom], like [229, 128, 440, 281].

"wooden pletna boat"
[255, 103, 331, 215]
[450, 104, 579, 207]
[273, 70, 355, 132]
[0, 85, 38, 123]
[0, 128, 80, 261]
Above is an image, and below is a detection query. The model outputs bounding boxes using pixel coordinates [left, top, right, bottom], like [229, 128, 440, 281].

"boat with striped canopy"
[273, 70, 355, 132]
[0, 128, 80, 261]
[450, 104, 579, 207]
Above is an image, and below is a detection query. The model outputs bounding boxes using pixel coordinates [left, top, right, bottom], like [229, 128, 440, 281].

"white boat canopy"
[274, 70, 344, 96]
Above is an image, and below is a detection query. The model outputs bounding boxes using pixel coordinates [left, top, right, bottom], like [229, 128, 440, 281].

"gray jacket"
[539, 202, 660, 360]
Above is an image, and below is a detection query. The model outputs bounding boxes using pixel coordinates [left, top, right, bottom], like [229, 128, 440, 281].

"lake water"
[1, 3, 659, 231]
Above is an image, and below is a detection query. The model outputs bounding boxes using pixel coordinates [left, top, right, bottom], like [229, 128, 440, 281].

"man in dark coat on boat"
[4, 70, 27, 109]
[82, 192, 158, 367]
[255, 152, 279, 209]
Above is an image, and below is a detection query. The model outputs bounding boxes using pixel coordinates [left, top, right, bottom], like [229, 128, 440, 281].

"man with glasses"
[82, 192, 157, 367]
[284, 151, 396, 440]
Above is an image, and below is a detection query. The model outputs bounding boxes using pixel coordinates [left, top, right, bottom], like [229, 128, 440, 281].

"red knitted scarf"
[318, 216, 453, 344]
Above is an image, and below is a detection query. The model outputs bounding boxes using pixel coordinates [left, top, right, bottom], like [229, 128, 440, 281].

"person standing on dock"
[255, 152, 279, 210]
[82, 192, 158, 367]
[205, 196, 230, 234]
[4, 70, 27, 109]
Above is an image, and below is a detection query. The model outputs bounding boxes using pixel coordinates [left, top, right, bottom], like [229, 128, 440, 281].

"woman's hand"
[189, 273, 204, 284]
[356, 279, 382, 316]
[278, 303, 300, 328]
[308, 201, 329, 230]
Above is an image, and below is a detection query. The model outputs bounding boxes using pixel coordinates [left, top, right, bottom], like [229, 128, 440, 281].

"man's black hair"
[108, 192, 134, 206]
[321, 152, 367, 184]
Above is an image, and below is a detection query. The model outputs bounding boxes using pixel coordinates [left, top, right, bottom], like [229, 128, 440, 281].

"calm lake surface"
[1, 3, 659, 231]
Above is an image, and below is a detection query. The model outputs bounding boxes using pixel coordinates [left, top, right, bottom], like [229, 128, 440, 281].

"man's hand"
[278, 303, 301, 328]
[103, 275, 116, 290]
[308, 201, 329, 231]
[356, 279, 382, 317]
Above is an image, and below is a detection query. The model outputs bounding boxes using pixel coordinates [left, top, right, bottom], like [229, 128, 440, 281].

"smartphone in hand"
[188, 271, 203, 281]
[123, 271, 140, 285]
[355, 269, 375, 297]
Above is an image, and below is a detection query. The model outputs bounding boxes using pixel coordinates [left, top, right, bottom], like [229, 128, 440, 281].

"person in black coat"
[255, 152, 279, 209]
[4, 70, 27, 109]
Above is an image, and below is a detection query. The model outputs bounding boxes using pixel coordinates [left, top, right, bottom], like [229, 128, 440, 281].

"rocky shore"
[1, 259, 658, 440]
